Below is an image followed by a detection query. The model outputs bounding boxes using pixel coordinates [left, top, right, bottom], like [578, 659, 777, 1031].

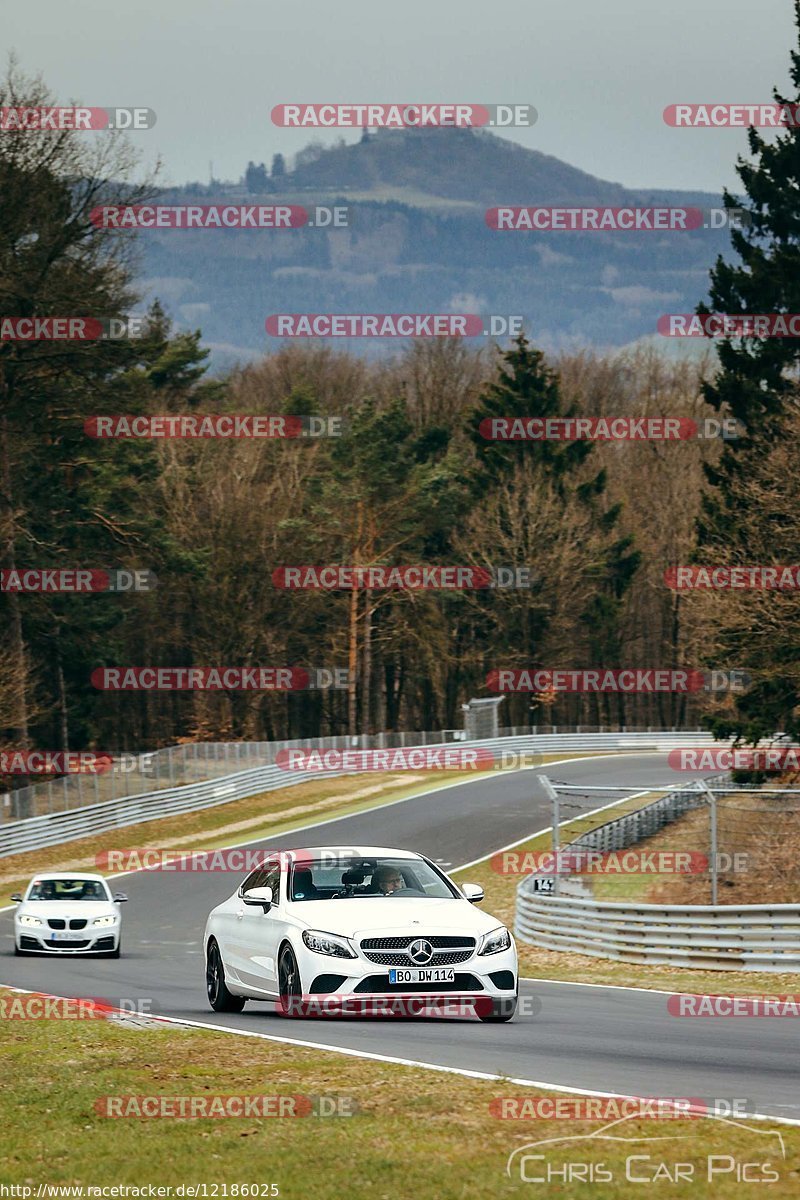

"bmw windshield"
[27, 878, 111, 902]
[288, 857, 459, 901]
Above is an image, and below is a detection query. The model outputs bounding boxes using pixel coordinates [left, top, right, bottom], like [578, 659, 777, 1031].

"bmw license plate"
[49, 931, 85, 941]
[389, 968, 455, 984]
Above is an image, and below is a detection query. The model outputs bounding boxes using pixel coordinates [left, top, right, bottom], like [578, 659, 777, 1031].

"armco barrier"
[0, 730, 720, 858]
[515, 892, 800, 971]
[0, 762, 326, 858]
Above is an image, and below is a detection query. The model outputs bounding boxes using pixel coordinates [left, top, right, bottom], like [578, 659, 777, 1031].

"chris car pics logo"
[506, 1113, 785, 1185]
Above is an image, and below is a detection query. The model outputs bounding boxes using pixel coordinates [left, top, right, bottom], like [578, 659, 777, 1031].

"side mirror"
[10, 893, 22, 903]
[242, 885, 273, 912]
[461, 882, 484, 904]
[113, 893, 129, 903]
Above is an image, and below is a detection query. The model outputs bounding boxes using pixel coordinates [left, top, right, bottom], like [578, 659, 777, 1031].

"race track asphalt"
[2, 753, 797, 1122]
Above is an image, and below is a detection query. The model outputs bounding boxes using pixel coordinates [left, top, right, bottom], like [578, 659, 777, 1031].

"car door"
[216, 865, 260, 984]
[235, 860, 283, 994]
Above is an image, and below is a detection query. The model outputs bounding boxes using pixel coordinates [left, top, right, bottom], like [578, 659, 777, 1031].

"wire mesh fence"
[535, 775, 800, 905]
[0, 724, 704, 822]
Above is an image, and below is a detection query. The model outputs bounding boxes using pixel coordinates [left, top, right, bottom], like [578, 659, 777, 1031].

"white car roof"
[27, 872, 108, 882]
[282, 846, 422, 860]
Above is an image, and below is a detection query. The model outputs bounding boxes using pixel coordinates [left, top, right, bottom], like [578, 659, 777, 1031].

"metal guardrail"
[1, 724, 709, 822]
[0, 729, 720, 858]
[515, 893, 800, 971]
[1, 730, 469, 822]
[0, 761, 330, 859]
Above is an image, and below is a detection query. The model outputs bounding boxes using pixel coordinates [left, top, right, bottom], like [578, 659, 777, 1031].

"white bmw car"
[204, 846, 518, 1021]
[11, 872, 127, 956]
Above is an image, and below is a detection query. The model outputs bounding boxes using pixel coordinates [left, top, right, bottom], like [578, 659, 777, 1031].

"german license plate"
[389, 968, 455, 984]
[49, 931, 85, 941]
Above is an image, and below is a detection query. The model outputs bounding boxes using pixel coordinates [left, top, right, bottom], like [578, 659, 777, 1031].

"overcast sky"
[4, 0, 797, 192]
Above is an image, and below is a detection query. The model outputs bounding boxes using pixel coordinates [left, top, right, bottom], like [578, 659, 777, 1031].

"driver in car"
[370, 866, 405, 894]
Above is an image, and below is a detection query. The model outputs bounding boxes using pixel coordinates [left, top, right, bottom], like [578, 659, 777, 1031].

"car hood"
[17, 901, 116, 920]
[294, 897, 503, 937]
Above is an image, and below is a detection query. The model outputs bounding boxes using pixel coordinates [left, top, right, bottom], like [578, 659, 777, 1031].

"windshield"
[289, 856, 458, 901]
[27, 878, 110, 902]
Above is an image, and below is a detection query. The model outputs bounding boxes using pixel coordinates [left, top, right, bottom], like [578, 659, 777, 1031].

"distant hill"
[138, 128, 733, 370]
[288, 127, 645, 206]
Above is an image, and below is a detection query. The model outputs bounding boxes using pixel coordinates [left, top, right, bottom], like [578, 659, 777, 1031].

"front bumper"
[16, 926, 119, 954]
[295, 939, 517, 1000]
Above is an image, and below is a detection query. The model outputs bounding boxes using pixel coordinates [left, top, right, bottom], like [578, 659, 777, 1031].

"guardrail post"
[699, 780, 719, 905]
[540, 775, 560, 896]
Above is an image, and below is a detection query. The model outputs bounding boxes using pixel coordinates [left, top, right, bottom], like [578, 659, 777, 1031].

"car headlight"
[18, 914, 43, 927]
[302, 929, 357, 959]
[92, 915, 117, 927]
[477, 926, 512, 956]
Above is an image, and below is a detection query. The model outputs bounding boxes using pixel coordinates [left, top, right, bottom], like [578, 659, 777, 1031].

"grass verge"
[0, 990, 797, 1196]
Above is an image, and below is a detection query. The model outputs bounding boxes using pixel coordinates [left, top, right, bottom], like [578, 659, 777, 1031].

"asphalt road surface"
[2, 753, 797, 1122]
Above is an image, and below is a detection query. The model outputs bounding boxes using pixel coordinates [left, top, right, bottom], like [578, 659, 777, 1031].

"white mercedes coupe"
[12, 872, 127, 956]
[204, 846, 518, 1021]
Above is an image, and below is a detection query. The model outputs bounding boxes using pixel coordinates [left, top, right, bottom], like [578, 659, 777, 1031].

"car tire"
[105, 941, 121, 959]
[478, 995, 517, 1023]
[278, 945, 303, 1017]
[14, 942, 23, 956]
[206, 939, 246, 1012]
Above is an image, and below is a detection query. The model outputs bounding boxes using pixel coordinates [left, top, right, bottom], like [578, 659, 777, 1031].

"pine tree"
[468, 336, 640, 723]
[697, 1, 800, 740]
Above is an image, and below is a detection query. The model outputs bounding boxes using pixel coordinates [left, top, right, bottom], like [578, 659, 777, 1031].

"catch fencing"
[515, 774, 800, 970]
[1, 724, 710, 822]
[0, 728, 718, 858]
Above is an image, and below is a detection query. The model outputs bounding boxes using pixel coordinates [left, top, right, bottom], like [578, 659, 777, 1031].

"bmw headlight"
[302, 930, 357, 959]
[92, 915, 117, 927]
[18, 914, 43, 927]
[477, 926, 512, 956]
